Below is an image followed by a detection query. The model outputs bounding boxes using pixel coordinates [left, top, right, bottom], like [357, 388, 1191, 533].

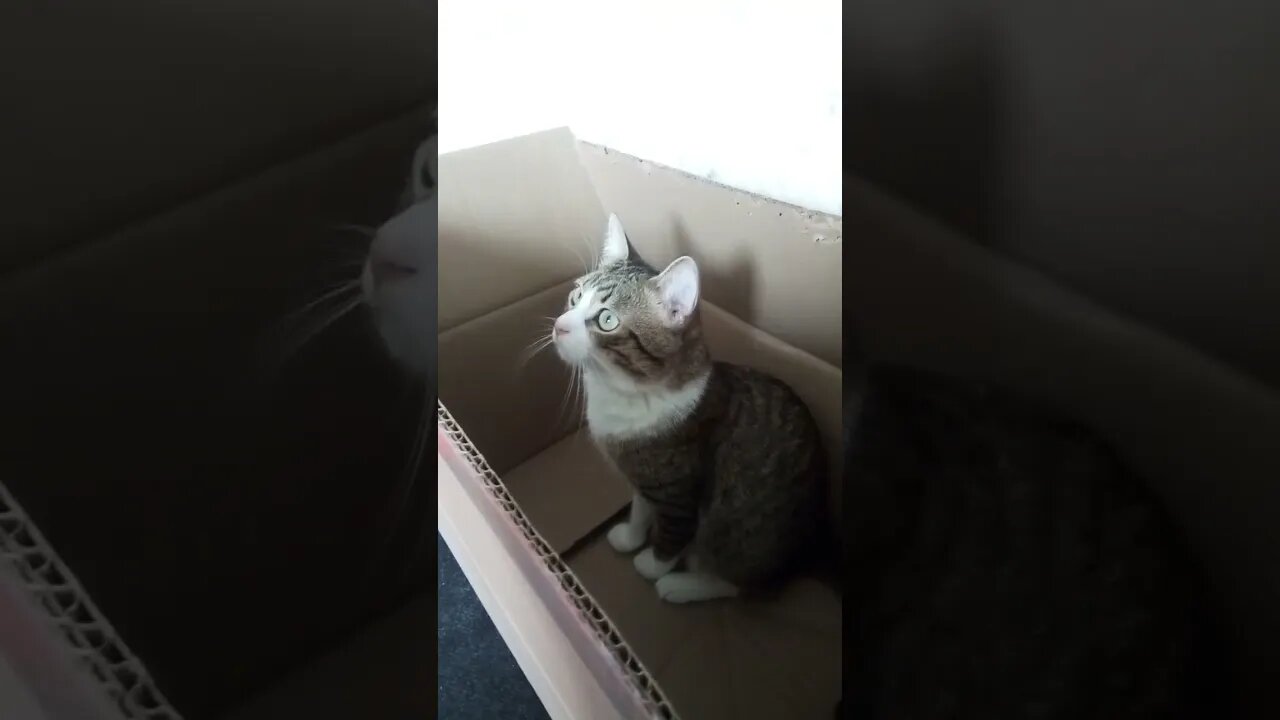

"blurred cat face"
[361, 135, 437, 378]
[553, 214, 704, 384]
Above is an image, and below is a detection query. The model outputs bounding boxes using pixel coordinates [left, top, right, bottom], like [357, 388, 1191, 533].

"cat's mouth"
[371, 260, 417, 284]
[361, 260, 417, 308]
[552, 333, 591, 367]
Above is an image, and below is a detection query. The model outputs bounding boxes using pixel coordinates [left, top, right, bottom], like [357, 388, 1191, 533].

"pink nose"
[554, 320, 570, 336]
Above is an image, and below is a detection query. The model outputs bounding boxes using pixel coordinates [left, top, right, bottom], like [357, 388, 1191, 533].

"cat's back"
[689, 362, 828, 586]
[701, 361, 821, 448]
[694, 361, 824, 492]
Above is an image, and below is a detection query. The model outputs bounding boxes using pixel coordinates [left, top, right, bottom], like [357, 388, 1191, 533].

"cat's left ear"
[653, 256, 700, 326]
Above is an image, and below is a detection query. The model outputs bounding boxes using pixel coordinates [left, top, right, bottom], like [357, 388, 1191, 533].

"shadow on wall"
[848, 7, 1009, 247]
[848, 2, 1280, 388]
[669, 215, 758, 328]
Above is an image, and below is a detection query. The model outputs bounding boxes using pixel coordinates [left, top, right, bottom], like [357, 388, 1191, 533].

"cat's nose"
[370, 260, 417, 288]
[554, 319, 570, 336]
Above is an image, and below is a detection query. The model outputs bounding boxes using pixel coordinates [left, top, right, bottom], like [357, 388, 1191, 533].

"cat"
[844, 362, 1227, 719]
[349, 130, 438, 578]
[361, 132, 438, 388]
[551, 214, 828, 604]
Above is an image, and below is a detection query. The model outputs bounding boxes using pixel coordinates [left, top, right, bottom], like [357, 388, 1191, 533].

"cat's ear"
[600, 213, 630, 265]
[653, 256, 700, 326]
[411, 135, 437, 202]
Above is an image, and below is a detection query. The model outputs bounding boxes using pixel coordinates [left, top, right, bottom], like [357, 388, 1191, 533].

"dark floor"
[437, 533, 550, 720]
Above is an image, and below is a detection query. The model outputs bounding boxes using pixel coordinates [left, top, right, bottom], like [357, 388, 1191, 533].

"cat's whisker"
[520, 330, 554, 352]
[331, 223, 378, 239]
[561, 237, 589, 275]
[392, 394, 433, 527]
[399, 393, 441, 582]
[555, 363, 581, 430]
[517, 333, 556, 367]
[278, 293, 363, 361]
[575, 367, 587, 426]
[554, 372, 572, 427]
[282, 279, 362, 325]
[370, 388, 434, 579]
[580, 232, 599, 270]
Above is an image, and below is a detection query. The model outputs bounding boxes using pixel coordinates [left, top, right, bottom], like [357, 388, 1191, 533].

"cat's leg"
[655, 572, 739, 604]
[633, 546, 681, 580]
[633, 485, 697, 580]
[607, 494, 653, 553]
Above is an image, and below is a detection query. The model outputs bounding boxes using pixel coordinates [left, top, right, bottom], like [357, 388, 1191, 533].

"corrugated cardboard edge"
[0, 481, 182, 720]
[437, 403, 678, 720]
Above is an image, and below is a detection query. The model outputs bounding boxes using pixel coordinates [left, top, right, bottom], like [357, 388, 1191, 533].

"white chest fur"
[584, 370, 709, 440]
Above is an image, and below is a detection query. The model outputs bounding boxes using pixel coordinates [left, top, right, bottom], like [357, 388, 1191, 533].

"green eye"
[596, 309, 619, 331]
[569, 287, 583, 305]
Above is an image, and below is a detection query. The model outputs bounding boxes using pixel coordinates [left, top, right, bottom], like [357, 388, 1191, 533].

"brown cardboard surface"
[438, 281, 582, 475]
[437, 128, 843, 719]
[436, 129, 609, 333]
[567, 537, 842, 720]
[502, 429, 631, 555]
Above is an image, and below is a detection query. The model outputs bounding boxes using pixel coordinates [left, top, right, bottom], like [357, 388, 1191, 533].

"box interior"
[437, 128, 844, 719]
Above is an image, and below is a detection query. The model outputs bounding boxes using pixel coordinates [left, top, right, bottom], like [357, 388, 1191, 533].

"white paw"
[606, 522, 647, 553]
[633, 547, 677, 581]
[655, 573, 739, 604]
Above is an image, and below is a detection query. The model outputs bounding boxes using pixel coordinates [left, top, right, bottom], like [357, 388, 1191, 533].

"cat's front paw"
[656, 573, 739, 604]
[607, 522, 647, 554]
[633, 548, 677, 581]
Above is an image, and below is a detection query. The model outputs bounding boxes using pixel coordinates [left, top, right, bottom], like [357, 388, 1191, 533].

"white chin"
[554, 341, 589, 367]
[377, 322, 433, 377]
[359, 262, 375, 306]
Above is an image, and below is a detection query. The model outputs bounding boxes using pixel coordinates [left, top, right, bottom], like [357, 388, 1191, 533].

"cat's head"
[361, 134, 437, 379]
[553, 214, 709, 387]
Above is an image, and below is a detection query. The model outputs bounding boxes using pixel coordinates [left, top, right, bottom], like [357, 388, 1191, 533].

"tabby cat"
[551, 214, 827, 603]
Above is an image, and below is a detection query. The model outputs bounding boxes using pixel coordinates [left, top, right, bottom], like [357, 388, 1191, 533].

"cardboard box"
[436, 128, 843, 720]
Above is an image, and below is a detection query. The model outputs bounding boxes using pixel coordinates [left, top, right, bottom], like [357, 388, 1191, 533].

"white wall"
[439, 0, 842, 217]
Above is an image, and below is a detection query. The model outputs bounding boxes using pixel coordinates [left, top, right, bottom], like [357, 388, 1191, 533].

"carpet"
[437, 533, 550, 720]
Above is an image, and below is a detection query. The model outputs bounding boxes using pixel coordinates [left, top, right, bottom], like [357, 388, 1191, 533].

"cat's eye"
[596, 309, 619, 331]
[569, 287, 583, 305]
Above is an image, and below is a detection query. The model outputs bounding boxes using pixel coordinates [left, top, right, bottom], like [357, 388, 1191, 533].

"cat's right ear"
[601, 213, 630, 265]
[653, 256, 700, 326]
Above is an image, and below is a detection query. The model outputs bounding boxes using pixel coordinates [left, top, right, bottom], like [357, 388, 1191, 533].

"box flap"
[436, 128, 607, 333]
